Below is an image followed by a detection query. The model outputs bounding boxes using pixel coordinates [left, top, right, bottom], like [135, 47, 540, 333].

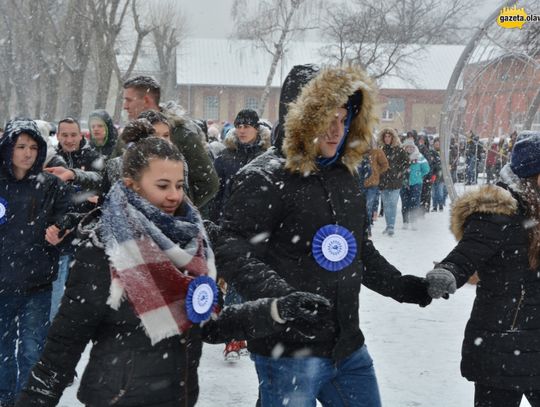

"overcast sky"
[179, 0, 504, 40]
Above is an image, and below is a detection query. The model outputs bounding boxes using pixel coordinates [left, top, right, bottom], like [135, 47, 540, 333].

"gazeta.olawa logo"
[497, 4, 540, 29]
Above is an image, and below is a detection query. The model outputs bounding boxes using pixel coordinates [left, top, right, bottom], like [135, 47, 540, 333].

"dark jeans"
[431, 181, 447, 209]
[253, 344, 381, 407]
[365, 187, 379, 234]
[50, 254, 72, 321]
[0, 290, 51, 405]
[474, 383, 540, 407]
[400, 184, 422, 224]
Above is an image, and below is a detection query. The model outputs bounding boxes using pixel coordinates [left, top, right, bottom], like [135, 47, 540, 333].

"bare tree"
[0, 0, 38, 117]
[63, 2, 93, 118]
[147, 0, 188, 102]
[0, 14, 15, 124]
[321, 0, 469, 81]
[111, 0, 154, 122]
[87, 0, 131, 109]
[231, 0, 322, 117]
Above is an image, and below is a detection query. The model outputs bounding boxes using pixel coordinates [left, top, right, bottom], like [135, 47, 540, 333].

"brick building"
[175, 39, 464, 133]
[462, 53, 540, 138]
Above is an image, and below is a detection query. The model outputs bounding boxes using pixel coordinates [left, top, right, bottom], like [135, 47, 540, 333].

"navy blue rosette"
[0, 197, 7, 225]
[312, 224, 357, 272]
[186, 275, 218, 323]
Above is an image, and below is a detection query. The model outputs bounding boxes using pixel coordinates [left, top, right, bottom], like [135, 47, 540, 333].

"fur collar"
[282, 66, 377, 175]
[450, 185, 518, 240]
[223, 126, 271, 151]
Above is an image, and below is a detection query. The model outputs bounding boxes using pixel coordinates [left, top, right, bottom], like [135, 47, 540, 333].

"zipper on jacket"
[510, 286, 525, 331]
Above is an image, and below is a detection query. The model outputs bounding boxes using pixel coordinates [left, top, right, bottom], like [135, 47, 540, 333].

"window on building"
[245, 96, 259, 111]
[381, 110, 395, 121]
[382, 98, 404, 121]
[204, 95, 219, 120]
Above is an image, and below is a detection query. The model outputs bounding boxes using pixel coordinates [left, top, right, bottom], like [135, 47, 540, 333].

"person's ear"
[123, 177, 138, 191]
[143, 94, 154, 109]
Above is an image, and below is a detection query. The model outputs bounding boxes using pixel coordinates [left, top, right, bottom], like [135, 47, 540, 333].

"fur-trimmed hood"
[377, 127, 401, 147]
[283, 66, 378, 175]
[450, 185, 518, 240]
[223, 126, 271, 152]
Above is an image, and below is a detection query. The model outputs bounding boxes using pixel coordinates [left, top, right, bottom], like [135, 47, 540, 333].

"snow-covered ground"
[59, 207, 531, 407]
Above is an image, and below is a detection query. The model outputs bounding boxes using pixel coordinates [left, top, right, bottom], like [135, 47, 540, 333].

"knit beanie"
[234, 109, 259, 128]
[510, 134, 540, 178]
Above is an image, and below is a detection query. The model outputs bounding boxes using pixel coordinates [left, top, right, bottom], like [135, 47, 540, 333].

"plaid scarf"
[101, 181, 217, 345]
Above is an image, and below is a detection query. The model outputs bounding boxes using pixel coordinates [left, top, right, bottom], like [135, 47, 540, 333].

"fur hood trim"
[224, 126, 271, 151]
[283, 66, 378, 175]
[160, 101, 187, 127]
[377, 127, 401, 147]
[450, 185, 518, 240]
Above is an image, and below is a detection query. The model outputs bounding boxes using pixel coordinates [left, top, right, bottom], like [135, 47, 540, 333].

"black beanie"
[234, 109, 259, 128]
[510, 133, 540, 178]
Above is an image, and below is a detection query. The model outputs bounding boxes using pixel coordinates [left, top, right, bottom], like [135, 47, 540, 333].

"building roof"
[176, 38, 465, 91]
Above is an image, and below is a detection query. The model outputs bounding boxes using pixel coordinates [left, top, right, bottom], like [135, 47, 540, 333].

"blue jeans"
[253, 345, 381, 407]
[466, 157, 477, 184]
[365, 187, 379, 234]
[380, 189, 400, 231]
[0, 290, 51, 405]
[400, 184, 422, 224]
[431, 181, 446, 209]
[50, 254, 72, 321]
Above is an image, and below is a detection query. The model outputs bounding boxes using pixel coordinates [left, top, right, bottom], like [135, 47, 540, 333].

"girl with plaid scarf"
[16, 136, 329, 407]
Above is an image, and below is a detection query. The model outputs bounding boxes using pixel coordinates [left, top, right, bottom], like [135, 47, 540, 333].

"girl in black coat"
[16, 137, 329, 407]
[427, 134, 540, 407]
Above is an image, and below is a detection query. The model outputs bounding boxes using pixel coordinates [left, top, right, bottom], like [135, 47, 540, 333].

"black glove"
[399, 275, 432, 307]
[276, 292, 331, 323]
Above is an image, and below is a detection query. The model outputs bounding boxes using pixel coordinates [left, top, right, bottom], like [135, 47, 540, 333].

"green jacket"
[165, 112, 219, 209]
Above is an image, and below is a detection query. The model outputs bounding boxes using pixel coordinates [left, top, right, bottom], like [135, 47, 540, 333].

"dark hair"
[123, 76, 161, 105]
[57, 117, 81, 132]
[138, 110, 170, 127]
[122, 137, 184, 181]
[121, 119, 155, 144]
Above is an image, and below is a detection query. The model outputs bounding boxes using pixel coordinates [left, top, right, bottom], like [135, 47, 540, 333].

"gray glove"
[426, 268, 457, 299]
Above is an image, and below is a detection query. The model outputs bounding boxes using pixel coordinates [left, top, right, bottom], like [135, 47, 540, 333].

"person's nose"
[328, 120, 340, 138]
[167, 187, 182, 202]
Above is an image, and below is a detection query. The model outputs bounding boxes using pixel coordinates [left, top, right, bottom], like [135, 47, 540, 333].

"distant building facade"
[175, 39, 465, 133]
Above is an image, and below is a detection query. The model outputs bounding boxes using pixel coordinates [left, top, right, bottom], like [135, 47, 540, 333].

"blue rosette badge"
[312, 225, 357, 272]
[186, 275, 218, 323]
[0, 197, 7, 225]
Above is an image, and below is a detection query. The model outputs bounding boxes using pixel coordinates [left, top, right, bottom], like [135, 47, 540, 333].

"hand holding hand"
[426, 268, 457, 299]
[276, 292, 331, 323]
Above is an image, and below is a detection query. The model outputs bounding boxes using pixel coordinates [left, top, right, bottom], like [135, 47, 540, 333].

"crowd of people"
[0, 66, 539, 407]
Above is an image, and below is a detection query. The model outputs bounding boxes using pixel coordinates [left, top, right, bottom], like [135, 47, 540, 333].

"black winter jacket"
[17, 215, 285, 407]
[439, 183, 540, 391]
[0, 120, 71, 293]
[378, 144, 409, 190]
[56, 137, 103, 193]
[216, 67, 431, 361]
[209, 127, 270, 222]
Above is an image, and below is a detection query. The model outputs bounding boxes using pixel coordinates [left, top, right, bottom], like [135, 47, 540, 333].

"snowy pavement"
[59, 208, 531, 407]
